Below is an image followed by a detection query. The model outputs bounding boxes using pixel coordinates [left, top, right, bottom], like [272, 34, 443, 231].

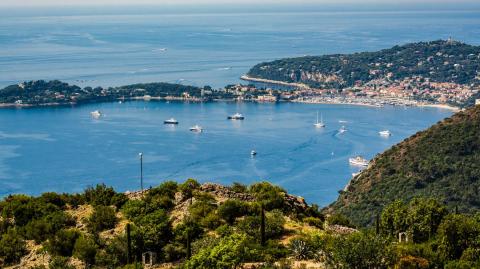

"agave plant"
[289, 238, 311, 260]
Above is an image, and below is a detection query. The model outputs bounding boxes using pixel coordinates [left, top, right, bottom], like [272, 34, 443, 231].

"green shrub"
[217, 199, 248, 224]
[327, 213, 355, 228]
[231, 182, 247, 193]
[73, 235, 98, 265]
[237, 209, 285, 240]
[437, 214, 480, 260]
[183, 233, 248, 269]
[87, 205, 117, 233]
[39, 192, 67, 208]
[0, 228, 27, 265]
[121, 199, 147, 221]
[179, 179, 201, 200]
[200, 211, 222, 230]
[84, 184, 117, 206]
[136, 209, 173, 252]
[49, 256, 75, 269]
[332, 232, 395, 269]
[24, 211, 75, 243]
[303, 217, 323, 228]
[248, 182, 285, 210]
[46, 229, 80, 257]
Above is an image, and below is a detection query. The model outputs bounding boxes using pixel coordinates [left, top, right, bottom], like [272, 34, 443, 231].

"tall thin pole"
[139, 152, 143, 193]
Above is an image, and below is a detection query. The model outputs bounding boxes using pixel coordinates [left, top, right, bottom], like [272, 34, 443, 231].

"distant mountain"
[247, 40, 480, 89]
[328, 105, 480, 226]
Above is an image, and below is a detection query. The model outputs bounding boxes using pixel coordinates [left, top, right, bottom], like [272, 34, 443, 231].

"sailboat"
[314, 111, 325, 128]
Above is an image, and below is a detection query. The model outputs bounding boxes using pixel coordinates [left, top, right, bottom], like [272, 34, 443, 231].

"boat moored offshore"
[349, 156, 369, 167]
[90, 110, 102, 119]
[227, 113, 245, 120]
[314, 111, 325, 128]
[379, 130, 392, 137]
[164, 118, 179, 124]
[189, 125, 203, 132]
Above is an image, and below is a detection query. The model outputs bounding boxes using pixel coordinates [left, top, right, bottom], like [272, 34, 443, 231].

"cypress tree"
[260, 204, 266, 246]
[126, 223, 132, 264]
[186, 229, 191, 259]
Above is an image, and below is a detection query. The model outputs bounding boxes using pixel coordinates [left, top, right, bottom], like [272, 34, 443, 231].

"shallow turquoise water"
[0, 102, 452, 205]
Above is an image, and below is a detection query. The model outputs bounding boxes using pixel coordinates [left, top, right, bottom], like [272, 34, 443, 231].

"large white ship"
[379, 130, 392, 137]
[349, 156, 369, 166]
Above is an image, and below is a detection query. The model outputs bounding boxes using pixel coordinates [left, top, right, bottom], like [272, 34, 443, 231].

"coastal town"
[1, 76, 479, 110]
[240, 74, 480, 110]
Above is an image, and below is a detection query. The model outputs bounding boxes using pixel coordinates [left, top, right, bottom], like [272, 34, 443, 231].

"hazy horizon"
[2, 0, 480, 7]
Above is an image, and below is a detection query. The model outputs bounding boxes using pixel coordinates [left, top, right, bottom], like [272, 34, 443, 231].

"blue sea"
[0, 5, 477, 205]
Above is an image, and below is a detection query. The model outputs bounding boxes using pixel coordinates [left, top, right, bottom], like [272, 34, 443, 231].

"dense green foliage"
[87, 205, 117, 233]
[330, 105, 480, 226]
[0, 180, 325, 268]
[0, 80, 206, 105]
[0, 179, 478, 268]
[248, 40, 480, 89]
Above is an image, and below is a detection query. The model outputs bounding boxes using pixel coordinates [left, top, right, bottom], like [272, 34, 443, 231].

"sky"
[1, 0, 479, 6]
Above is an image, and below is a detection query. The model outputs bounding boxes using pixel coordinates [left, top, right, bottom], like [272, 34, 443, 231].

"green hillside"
[247, 40, 480, 89]
[329, 105, 480, 226]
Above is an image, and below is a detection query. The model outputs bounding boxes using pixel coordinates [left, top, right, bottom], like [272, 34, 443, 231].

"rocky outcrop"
[200, 183, 255, 202]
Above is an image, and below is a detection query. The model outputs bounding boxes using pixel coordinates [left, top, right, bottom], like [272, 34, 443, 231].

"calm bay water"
[0, 102, 451, 205]
[0, 7, 473, 204]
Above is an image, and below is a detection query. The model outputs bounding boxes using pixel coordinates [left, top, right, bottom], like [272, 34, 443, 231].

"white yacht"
[189, 125, 203, 132]
[349, 156, 369, 167]
[164, 118, 179, 125]
[314, 111, 325, 128]
[90, 110, 102, 119]
[379, 130, 392, 137]
[227, 113, 245, 120]
[251, 150, 257, 156]
[339, 125, 347, 134]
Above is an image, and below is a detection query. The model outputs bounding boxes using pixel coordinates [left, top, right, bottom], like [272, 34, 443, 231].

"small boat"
[90, 110, 102, 118]
[339, 120, 348, 123]
[349, 156, 369, 167]
[251, 150, 257, 156]
[164, 118, 179, 125]
[189, 125, 203, 132]
[339, 126, 347, 134]
[314, 111, 325, 128]
[379, 130, 392, 137]
[352, 172, 361, 177]
[227, 113, 245, 120]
